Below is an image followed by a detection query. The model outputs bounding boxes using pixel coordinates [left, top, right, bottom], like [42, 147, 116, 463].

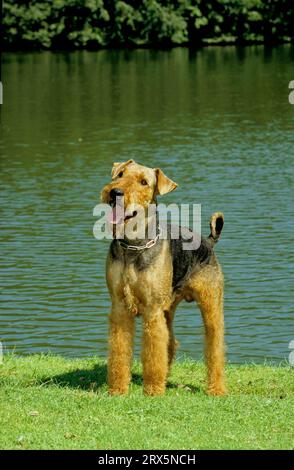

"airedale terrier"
[101, 159, 226, 396]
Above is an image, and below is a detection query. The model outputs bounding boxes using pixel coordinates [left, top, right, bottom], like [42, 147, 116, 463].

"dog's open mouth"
[107, 200, 138, 225]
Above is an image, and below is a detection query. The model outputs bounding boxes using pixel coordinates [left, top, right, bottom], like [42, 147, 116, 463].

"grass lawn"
[0, 354, 293, 450]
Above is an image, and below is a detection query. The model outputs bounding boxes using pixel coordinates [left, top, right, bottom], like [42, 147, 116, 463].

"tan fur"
[186, 262, 226, 395]
[102, 161, 226, 396]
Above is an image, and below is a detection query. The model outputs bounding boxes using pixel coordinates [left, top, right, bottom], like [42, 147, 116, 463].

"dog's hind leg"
[164, 301, 180, 371]
[142, 309, 169, 396]
[108, 304, 135, 395]
[189, 265, 226, 396]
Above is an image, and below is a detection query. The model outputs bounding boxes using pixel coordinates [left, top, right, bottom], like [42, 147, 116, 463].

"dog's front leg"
[142, 309, 168, 396]
[108, 304, 135, 395]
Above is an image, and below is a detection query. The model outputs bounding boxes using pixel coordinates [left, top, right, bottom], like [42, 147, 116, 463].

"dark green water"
[1, 46, 293, 363]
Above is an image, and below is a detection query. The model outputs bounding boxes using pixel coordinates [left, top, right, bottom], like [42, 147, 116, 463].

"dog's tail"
[208, 212, 224, 246]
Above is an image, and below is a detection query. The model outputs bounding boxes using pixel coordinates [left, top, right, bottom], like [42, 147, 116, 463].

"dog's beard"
[107, 198, 139, 226]
[107, 203, 125, 225]
[109, 206, 151, 242]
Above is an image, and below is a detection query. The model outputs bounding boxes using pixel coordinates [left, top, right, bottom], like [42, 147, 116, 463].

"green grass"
[0, 354, 293, 450]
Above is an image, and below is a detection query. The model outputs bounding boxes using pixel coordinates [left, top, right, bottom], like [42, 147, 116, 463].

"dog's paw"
[109, 386, 129, 396]
[143, 384, 166, 396]
[207, 384, 227, 396]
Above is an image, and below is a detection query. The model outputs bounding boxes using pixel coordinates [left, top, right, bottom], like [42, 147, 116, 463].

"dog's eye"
[118, 171, 123, 178]
[141, 179, 148, 186]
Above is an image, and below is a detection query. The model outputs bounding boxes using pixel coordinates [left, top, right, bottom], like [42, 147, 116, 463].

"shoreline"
[2, 40, 293, 53]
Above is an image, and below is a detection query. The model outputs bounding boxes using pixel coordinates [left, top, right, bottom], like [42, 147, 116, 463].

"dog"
[101, 159, 226, 396]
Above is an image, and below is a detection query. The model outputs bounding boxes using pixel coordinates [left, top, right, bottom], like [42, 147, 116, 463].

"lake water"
[1, 46, 293, 363]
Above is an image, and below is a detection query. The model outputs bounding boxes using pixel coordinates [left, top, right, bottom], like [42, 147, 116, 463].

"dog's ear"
[111, 159, 134, 178]
[155, 168, 178, 195]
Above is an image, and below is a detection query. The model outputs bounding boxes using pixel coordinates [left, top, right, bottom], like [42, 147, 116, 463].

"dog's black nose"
[110, 188, 124, 200]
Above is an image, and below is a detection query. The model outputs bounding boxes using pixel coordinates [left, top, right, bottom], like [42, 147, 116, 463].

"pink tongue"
[107, 207, 124, 225]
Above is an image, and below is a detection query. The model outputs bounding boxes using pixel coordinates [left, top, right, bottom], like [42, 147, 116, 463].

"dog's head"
[101, 159, 177, 227]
